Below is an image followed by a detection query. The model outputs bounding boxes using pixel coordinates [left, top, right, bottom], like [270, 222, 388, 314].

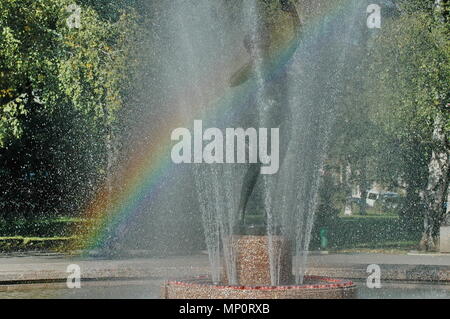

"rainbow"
[72, 0, 355, 252]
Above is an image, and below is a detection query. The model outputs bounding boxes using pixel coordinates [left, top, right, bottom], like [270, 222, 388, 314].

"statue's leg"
[238, 161, 262, 224]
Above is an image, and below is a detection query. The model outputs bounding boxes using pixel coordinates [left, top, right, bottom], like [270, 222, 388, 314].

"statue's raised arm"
[229, 0, 302, 87]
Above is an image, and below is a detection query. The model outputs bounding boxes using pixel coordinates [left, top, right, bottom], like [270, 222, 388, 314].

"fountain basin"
[162, 276, 356, 299]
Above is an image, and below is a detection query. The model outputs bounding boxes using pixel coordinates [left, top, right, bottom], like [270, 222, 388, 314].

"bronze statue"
[230, 0, 302, 233]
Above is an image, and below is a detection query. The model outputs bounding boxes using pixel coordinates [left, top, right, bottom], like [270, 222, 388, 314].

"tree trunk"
[401, 183, 422, 230]
[106, 126, 114, 206]
[101, 107, 121, 254]
[420, 114, 450, 251]
[359, 161, 368, 216]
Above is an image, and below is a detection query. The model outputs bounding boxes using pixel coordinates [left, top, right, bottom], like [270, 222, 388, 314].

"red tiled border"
[167, 275, 354, 291]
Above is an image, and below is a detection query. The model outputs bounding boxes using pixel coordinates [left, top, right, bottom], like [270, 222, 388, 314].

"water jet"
[159, 0, 364, 299]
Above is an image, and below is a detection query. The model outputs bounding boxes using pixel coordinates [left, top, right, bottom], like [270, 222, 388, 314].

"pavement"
[306, 252, 450, 282]
[0, 252, 449, 285]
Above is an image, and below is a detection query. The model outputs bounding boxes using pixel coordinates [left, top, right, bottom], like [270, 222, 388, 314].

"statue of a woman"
[229, 0, 302, 233]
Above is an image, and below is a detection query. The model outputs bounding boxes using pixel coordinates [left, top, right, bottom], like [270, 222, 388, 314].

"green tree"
[0, 0, 138, 218]
[326, 1, 383, 216]
[367, 0, 449, 249]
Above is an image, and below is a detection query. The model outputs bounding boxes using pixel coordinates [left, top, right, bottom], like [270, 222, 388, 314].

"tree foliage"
[0, 0, 136, 144]
[325, 0, 449, 247]
[0, 0, 138, 217]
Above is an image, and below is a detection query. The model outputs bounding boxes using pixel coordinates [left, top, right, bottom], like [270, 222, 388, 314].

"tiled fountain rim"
[166, 275, 355, 290]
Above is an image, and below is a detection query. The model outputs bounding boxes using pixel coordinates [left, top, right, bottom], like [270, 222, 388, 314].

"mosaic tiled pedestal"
[162, 235, 356, 299]
[223, 235, 292, 285]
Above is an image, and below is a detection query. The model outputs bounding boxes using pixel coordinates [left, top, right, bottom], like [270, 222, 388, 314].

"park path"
[0, 252, 449, 283]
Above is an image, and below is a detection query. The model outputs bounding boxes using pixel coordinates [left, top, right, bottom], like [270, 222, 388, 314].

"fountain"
[156, 0, 367, 299]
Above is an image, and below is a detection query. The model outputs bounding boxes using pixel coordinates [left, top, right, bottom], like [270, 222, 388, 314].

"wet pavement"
[0, 279, 449, 299]
[0, 252, 448, 299]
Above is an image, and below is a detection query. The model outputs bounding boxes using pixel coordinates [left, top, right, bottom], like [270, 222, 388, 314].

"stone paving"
[0, 252, 449, 284]
[306, 252, 450, 282]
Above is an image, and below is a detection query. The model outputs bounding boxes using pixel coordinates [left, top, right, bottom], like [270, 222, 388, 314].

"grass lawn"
[311, 212, 421, 253]
[0, 236, 78, 252]
[332, 240, 419, 254]
[0, 211, 423, 253]
[0, 217, 85, 252]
